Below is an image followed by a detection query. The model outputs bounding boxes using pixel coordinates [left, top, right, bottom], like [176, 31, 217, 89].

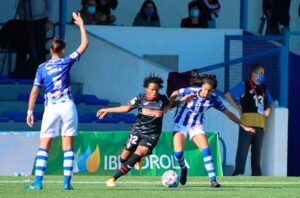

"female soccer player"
[25, 12, 88, 190]
[168, 74, 255, 188]
[96, 74, 193, 187]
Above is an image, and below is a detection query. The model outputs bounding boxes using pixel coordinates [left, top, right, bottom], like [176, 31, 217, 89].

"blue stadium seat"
[2, 111, 26, 119]
[78, 113, 96, 123]
[0, 78, 17, 84]
[17, 92, 44, 104]
[73, 94, 109, 105]
[14, 115, 27, 122]
[96, 114, 120, 123]
[34, 112, 43, 120]
[17, 93, 29, 101]
[0, 116, 10, 122]
[18, 79, 34, 84]
[115, 113, 136, 123]
[73, 94, 85, 104]
[85, 95, 109, 105]
[1, 111, 31, 122]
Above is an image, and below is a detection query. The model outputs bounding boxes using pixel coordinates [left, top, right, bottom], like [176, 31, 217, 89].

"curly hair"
[191, 73, 218, 89]
[143, 73, 164, 89]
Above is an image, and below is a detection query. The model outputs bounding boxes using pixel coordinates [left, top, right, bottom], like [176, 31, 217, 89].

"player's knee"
[174, 151, 184, 159]
[120, 156, 127, 164]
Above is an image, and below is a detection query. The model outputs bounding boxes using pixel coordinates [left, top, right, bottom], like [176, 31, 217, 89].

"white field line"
[0, 180, 300, 185]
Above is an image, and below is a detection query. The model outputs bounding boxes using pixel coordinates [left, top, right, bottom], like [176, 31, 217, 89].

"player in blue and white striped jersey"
[168, 74, 255, 188]
[25, 12, 88, 191]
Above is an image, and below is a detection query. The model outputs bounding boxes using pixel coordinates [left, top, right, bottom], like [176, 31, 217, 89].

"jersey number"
[52, 75, 62, 91]
[129, 134, 139, 145]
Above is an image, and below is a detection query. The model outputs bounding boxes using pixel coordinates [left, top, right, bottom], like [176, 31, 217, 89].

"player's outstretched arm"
[222, 109, 256, 133]
[167, 90, 179, 109]
[224, 92, 242, 115]
[72, 12, 88, 55]
[27, 86, 40, 128]
[96, 105, 131, 119]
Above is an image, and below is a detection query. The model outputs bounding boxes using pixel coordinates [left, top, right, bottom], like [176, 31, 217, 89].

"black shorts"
[125, 133, 160, 152]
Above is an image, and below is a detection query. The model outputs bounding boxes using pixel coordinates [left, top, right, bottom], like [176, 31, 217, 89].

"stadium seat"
[96, 114, 120, 123]
[18, 79, 34, 84]
[78, 113, 96, 123]
[13, 115, 27, 122]
[2, 111, 26, 119]
[74, 94, 109, 105]
[17, 93, 44, 104]
[0, 115, 10, 122]
[73, 94, 85, 104]
[115, 113, 137, 123]
[17, 93, 30, 101]
[34, 112, 43, 120]
[0, 78, 17, 84]
[85, 95, 109, 105]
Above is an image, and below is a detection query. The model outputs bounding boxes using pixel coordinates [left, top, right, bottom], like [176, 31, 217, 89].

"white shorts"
[172, 123, 205, 140]
[40, 101, 78, 138]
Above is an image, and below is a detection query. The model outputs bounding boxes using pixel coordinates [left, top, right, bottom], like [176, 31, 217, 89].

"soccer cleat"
[64, 184, 74, 190]
[180, 168, 188, 185]
[24, 182, 43, 190]
[211, 180, 221, 188]
[106, 178, 116, 187]
[136, 160, 143, 170]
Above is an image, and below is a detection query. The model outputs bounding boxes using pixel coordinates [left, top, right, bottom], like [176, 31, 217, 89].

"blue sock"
[201, 147, 216, 182]
[174, 151, 187, 170]
[63, 149, 74, 185]
[35, 148, 48, 185]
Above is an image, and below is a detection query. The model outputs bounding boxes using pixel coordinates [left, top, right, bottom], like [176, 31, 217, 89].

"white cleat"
[106, 178, 116, 187]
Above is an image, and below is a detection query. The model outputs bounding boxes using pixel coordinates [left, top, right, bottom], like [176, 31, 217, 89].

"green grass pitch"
[0, 176, 300, 198]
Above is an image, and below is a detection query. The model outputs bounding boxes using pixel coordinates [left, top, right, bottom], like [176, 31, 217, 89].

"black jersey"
[240, 80, 267, 114]
[129, 93, 169, 137]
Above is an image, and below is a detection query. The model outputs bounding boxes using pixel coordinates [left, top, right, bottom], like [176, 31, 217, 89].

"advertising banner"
[42, 131, 223, 176]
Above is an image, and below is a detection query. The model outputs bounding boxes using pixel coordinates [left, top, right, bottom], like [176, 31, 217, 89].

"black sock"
[120, 156, 127, 165]
[113, 154, 141, 180]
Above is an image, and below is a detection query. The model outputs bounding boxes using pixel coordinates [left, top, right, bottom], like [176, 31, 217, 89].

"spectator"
[262, 0, 291, 35]
[195, 0, 220, 28]
[166, 70, 199, 97]
[225, 63, 273, 176]
[133, 0, 160, 27]
[181, 1, 208, 28]
[78, 0, 107, 24]
[12, 0, 54, 79]
[95, 0, 118, 24]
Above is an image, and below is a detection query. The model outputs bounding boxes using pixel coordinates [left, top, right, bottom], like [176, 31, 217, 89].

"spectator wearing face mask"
[225, 63, 273, 176]
[133, 0, 160, 27]
[95, 0, 118, 25]
[181, 1, 208, 28]
[77, 0, 107, 24]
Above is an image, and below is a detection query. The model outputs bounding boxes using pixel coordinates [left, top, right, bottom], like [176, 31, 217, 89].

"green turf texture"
[0, 176, 299, 198]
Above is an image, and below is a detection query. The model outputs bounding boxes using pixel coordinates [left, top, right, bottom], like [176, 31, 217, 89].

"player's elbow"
[224, 92, 231, 99]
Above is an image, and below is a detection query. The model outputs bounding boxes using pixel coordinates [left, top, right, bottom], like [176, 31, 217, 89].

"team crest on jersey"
[70, 52, 78, 59]
[143, 101, 150, 106]
[249, 90, 254, 94]
[130, 97, 138, 105]
[203, 100, 210, 106]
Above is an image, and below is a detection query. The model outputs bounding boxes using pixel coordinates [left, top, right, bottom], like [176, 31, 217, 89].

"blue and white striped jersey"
[33, 51, 80, 105]
[174, 86, 226, 127]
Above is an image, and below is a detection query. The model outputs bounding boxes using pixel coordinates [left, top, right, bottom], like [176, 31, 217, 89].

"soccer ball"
[161, 170, 179, 188]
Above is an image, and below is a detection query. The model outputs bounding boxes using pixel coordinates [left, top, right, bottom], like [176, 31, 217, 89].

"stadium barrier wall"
[262, 108, 288, 176]
[0, 131, 222, 176]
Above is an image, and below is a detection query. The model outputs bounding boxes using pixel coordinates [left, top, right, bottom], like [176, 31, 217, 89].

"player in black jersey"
[96, 74, 193, 187]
